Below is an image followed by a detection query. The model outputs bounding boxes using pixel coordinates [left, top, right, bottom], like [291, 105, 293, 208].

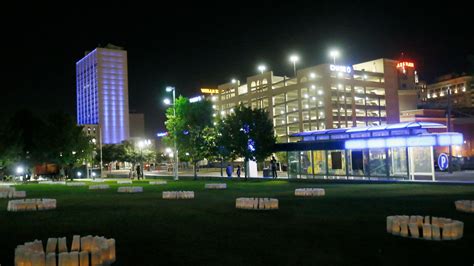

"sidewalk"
[104, 169, 474, 183]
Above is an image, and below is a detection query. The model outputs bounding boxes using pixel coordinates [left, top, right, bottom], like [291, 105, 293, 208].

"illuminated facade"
[76, 45, 130, 144]
[217, 58, 414, 143]
[420, 74, 473, 108]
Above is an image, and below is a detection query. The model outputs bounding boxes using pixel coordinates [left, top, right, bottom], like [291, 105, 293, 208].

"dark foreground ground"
[1, 178, 473, 265]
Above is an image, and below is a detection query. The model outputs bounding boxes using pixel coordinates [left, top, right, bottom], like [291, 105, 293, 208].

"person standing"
[226, 164, 233, 179]
[236, 165, 241, 179]
[136, 165, 141, 180]
[271, 156, 278, 179]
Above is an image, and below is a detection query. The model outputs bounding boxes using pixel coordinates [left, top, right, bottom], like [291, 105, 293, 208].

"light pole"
[258, 64, 266, 74]
[165, 86, 179, 181]
[329, 49, 340, 64]
[289, 54, 299, 77]
[447, 86, 453, 174]
[137, 139, 151, 179]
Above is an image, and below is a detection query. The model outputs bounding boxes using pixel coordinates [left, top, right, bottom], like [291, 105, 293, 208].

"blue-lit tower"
[76, 44, 130, 144]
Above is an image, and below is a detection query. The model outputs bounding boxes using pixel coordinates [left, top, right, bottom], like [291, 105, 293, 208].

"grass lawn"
[1, 178, 473, 265]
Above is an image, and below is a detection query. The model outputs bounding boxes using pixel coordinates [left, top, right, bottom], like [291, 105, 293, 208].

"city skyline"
[9, 2, 474, 137]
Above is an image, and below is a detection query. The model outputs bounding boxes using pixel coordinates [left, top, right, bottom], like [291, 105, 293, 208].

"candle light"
[79, 251, 89, 266]
[71, 235, 80, 252]
[58, 237, 67, 253]
[45, 253, 56, 266]
[408, 223, 419, 238]
[69, 251, 79, 266]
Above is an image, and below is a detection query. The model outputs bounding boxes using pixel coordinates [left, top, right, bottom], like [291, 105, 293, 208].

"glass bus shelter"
[274, 122, 463, 181]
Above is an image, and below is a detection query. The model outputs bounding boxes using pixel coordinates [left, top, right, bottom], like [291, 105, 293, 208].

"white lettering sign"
[189, 96, 203, 103]
[329, 64, 352, 74]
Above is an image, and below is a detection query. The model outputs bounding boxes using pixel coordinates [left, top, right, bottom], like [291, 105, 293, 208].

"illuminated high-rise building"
[76, 44, 130, 144]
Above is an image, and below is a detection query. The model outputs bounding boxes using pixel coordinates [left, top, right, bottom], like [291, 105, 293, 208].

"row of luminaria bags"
[235, 197, 279, 210]
[386, 215, 464, 240]
[7, 199, 56, 212]
[455, 200, 474, 213]
[15, 235, 115, 266]
[117, 186, 143, 193]
[0, 186, 26, 198]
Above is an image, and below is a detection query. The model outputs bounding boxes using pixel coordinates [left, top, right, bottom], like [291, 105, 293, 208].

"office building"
[76, 44, 130, 144]
[420, 74, 473, 108]
[216, 58, 417, 142]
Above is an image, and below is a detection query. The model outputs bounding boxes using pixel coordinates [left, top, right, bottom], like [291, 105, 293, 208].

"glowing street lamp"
[137, 139, 151, 179]
[289, 54, 299, 77]
[231, 79, 237, 84]
[16, 166, 24, 175]
[164, 86, 179, 181]
[329, 49, 340, 64]
[258, 65, 266, 74]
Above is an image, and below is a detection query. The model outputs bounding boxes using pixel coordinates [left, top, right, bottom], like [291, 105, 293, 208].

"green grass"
[1, 179, 473, 265]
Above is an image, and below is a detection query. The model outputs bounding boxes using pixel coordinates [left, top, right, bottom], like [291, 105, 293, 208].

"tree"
[217, 105, 276, 179]
[41, 112, 94, 178]
[163, 97, 218, 179]
[0, 110, 93, 179]
[100, 140, 156, 176]
[100, 144, 125, 170]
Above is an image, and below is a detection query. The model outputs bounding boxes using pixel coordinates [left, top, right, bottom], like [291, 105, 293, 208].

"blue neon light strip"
[406, 135, 436, 146]
[344, 133, 463, 149]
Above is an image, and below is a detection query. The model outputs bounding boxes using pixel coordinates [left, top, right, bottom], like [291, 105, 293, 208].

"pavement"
[435, 170, 474, 182]
[103, 169, 474, 183]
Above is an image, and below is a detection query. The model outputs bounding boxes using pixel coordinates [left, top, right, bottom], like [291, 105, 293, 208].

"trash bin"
[263, 168, 272, 178]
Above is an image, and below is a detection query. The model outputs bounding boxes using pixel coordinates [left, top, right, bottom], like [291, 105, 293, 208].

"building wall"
[421, 75, 473, 108]
[76, 47, 130, 144]
[129, 113, 145, 138]
[76, 51, 99, 125]
[400, 109, 474, 157]
[217, 58, 401, 143]
[382, 59, 401, 123]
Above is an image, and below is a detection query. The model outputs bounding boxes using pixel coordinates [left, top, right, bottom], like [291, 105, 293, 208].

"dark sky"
[6, 1, 474, 137]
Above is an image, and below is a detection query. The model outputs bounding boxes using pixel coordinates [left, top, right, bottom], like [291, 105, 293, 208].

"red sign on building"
[397, 61, 415, 68]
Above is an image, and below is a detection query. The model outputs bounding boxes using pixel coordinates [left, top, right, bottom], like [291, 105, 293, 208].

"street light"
[16, 166, 24, 175]
[329, 49, 340, 64]
[258, 65, 266, 74]
[164, 86, 179, 181]
[137, 139, 151, 179]
[289, 54, 299, 77]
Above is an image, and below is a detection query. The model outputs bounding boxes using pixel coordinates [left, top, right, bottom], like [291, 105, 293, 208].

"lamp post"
[447, 86, 452, 174]
[137, 139, 151, 179]
[258, 65, 266, 74]
[165, 86, 179, 181]
[329, 49, 340, 64]
[289, 54, 299, 77]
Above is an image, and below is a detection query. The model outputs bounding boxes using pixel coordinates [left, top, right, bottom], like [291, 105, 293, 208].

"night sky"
[7, 2, 474, 137]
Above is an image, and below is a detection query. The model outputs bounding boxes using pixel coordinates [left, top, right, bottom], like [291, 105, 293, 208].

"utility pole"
[447, 86, 452, 174]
